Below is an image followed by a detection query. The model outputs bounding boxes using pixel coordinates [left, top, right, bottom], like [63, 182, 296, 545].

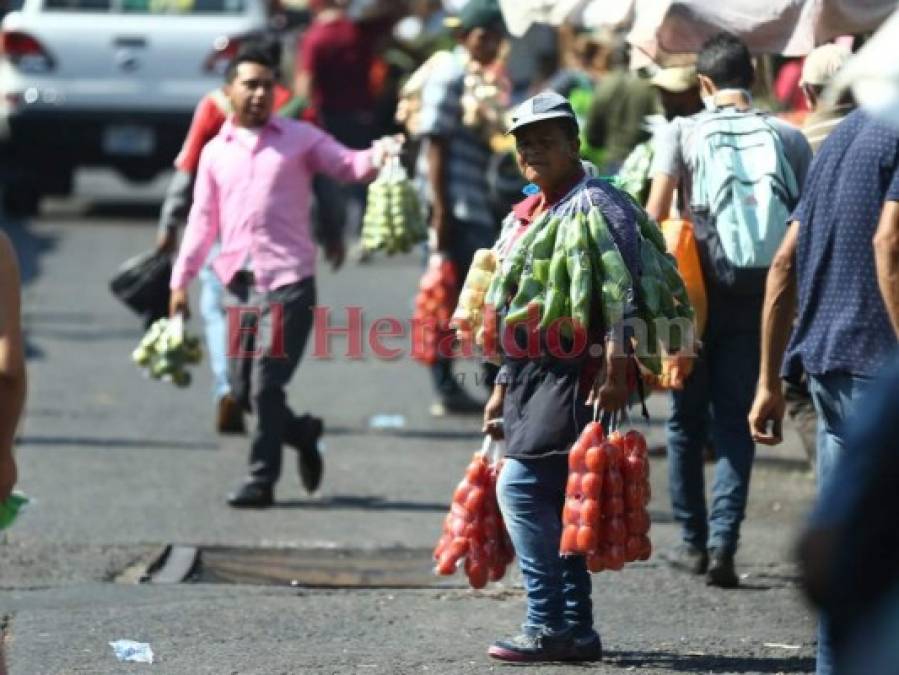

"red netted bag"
[433, 438, 515, 588]
[561, 422, 652, 572]
[412, 255, 458, 366]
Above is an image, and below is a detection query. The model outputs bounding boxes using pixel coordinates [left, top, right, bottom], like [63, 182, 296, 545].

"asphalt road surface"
[1, 171, 818, 674]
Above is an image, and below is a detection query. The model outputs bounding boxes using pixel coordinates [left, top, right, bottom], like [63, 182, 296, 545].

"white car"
[0, 0, 273, 214]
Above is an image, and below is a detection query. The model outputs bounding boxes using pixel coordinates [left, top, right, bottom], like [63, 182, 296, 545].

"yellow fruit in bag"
[465, 268, 494, 292]
[471, 249, 496, 272]
[459, 288, 486, 311]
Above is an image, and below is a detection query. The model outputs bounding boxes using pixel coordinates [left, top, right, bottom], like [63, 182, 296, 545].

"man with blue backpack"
[645, 33, 812, 587]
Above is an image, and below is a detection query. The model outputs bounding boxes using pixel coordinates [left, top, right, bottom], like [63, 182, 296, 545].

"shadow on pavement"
[328, 425, 484, 441]
[607, 650, 814, 673]
[83, 202, 161, 220]
[22, 325, 144, 342]
[271, 495, 448, 512]
[18, 309, 144, 344]
[15, 435, 218, 451]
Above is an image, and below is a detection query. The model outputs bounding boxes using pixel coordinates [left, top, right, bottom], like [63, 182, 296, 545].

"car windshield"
[43, 0, 246, 12]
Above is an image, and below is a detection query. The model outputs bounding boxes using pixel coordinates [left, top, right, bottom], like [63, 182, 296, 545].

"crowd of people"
[2, 0, 898, 670]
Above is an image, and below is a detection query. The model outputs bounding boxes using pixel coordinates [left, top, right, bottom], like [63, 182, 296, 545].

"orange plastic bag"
[660, 219, 706, 338]
[655, 219, 706, 390]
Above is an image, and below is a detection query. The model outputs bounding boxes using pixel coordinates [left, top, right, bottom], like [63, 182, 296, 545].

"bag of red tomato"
[433, 437, 515, 589]
[412, 254, 459, 366]
[559, 420, 652, 572]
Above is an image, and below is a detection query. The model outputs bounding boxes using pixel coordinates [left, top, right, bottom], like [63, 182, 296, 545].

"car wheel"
[43, 169, 74, 197]
[120, 166, 159, 183]
[2, 180, 41, 218]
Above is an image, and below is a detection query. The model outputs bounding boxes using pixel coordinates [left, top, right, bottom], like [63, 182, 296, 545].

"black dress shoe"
[706, 549, 740, 588]
[285, 415, 324, 494]
[226, 481, 274, 508]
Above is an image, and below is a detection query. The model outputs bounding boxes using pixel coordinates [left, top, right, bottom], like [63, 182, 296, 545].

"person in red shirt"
[295, 0, 402, 250]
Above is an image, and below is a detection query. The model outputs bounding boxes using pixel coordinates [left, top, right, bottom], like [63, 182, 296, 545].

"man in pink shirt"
[170, 46, 392, 508]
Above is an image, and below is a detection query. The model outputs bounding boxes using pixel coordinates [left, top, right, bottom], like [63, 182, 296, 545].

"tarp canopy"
[497, 0, 896, 64]
[829, 7, 899, 128]
[498, 0, 588, 37]
[626, 0, 897, 67]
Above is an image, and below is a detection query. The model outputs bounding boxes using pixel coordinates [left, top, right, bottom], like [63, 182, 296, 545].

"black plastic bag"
[110, 250, 171, 328]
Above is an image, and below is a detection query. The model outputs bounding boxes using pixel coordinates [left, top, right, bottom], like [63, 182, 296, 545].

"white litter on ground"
[109, 640, 154, 664]
[369, 414, 407, 430]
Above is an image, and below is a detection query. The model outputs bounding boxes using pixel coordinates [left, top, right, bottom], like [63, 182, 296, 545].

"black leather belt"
[232, 270, 255, 286]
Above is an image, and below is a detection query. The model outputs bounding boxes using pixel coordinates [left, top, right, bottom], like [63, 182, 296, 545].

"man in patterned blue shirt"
[750, 108, 899, 675]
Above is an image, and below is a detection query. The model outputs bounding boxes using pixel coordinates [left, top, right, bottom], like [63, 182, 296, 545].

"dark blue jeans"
[807, 371, 873, 675]
[666, 328, 760, 554]
[497, 454, 594, 637]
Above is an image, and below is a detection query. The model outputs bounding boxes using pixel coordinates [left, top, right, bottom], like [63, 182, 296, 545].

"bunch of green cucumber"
[483, 191, 693, 373]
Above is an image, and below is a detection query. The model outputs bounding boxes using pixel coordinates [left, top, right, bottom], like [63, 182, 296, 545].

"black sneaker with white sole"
[488, 632, 575, 663]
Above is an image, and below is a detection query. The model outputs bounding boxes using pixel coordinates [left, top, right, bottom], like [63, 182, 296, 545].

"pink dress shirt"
[170, 115, 376, 292]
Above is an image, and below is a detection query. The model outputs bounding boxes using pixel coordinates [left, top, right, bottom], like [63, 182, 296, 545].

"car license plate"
[102, 125, 155, 156]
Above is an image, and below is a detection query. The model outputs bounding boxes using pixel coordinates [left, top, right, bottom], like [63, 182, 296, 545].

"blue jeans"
[807, 372, 873, 675]
[497, 454, 594, 637]
[666, 329, 759, 554]
[199, 262, 230, 402]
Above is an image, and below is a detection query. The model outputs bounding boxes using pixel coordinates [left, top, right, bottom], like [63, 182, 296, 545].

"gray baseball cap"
[508, 91, 577, 134]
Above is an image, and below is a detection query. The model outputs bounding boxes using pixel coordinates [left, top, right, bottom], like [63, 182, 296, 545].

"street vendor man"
[481, 91, 642, 662]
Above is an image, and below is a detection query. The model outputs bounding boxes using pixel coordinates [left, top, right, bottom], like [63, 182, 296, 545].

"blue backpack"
[690, 110, 799, 295]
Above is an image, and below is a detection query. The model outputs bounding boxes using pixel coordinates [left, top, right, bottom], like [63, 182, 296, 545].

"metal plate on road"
[102, 124, 155, 156]
[142, 545, 500, 589]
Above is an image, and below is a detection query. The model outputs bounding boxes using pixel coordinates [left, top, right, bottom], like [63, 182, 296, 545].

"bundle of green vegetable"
[361, 158, 427, 255]
[484, 184, 693, 375]
[0, 492, 28, 531]
[131, 315, 202, 388]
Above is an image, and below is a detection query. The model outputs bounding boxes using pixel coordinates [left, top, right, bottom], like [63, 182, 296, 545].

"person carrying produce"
[645, 33, 812, 588]
[168, 46, 399, 508]
[156, 36, 313, 436]
[480, 91, 647, 663]
[415, 0, 508, 416]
